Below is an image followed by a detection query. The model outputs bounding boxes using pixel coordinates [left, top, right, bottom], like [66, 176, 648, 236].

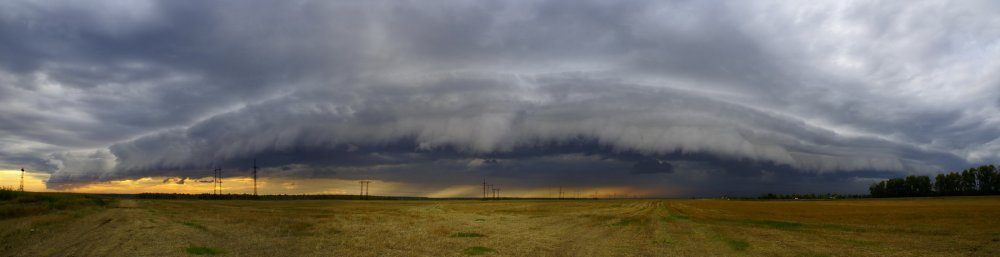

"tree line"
[757, 193, 868, 200]
[869, 165, 999, 198]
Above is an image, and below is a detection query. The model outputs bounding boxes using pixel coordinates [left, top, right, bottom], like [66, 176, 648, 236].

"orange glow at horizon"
[1, 169, 675, 197]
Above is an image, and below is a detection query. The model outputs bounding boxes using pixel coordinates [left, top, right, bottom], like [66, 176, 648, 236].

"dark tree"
[934, 173, 950, 195]
[975, 165, 997, 194]
[961, 169, 978, 195]
[945, 172, 962, 195]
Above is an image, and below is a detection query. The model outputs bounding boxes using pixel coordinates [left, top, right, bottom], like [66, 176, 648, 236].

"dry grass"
[1, 197, 999, 256]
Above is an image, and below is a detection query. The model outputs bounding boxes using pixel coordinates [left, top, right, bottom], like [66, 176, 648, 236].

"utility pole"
[482, 179, 487, 200]
[253, 159, 258, 196]
[358, 180, 371, 199]
[19, 168, 24, 192]
[558, 186, 563, 200]
[365, 180, 371, 199]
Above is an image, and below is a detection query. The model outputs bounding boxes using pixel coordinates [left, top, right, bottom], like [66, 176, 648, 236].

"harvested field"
[1, 196, 999, 256]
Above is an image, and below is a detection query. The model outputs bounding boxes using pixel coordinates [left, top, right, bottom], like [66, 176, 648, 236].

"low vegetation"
[463, 246, 496, 255]
[0, 187, 112, 219]
[725, 239, 750, 251]
[185, 246, 223, 255]
[451, 232, 485, 238]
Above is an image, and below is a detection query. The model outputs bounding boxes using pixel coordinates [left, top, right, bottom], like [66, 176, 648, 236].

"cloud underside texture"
[1, 0, 998, 195]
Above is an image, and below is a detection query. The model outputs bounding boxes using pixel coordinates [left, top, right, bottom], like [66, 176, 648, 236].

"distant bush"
[0, 186, 16, 201]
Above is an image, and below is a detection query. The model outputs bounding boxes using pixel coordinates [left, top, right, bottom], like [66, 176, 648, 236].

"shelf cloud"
[1, 0, 998, 196]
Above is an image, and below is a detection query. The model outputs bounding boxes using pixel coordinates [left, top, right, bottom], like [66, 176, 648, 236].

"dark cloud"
[632, 159, 675, 175]
[1, 0, 998, 196]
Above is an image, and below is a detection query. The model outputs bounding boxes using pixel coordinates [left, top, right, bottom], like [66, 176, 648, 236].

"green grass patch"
[817, 223, 865, 232]
[451, 232, 485, 238]
[711, 233, 750, 251]
[662, 212, 689, 222]
[286, 221, 315, 236]
[726, 239, 750, 251]
[463, 246, 495, 255]
[612, 217, 647, 226]
[180, 221, 207, 231]
[185, 246, 223, 255]
[717, 219, 803, 230]
[748, 220, 802, 230]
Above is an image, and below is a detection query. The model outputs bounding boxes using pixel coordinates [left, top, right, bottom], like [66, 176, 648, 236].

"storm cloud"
[1, 0, 998, 196]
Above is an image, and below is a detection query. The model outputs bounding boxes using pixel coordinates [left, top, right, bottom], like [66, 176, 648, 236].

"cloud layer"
[1, 0, 998, 196]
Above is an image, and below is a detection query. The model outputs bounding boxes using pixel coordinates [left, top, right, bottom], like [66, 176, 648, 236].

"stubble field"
[1, 196, 999, 257]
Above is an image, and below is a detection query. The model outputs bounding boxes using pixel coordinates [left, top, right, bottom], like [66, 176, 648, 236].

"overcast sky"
[1, 0, 998, 197]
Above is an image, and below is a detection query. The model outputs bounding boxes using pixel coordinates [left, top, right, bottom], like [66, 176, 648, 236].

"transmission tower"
[482, 179, 487, 200]
[252, 159, 258, 196]
[18, 168, 24, 192]
[218, 168, 222, 195]
[359, 180, 371, 199]
[213, 168, 222, 195]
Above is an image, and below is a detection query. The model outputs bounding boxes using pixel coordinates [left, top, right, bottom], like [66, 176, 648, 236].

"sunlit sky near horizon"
[1, 0, 999, 197]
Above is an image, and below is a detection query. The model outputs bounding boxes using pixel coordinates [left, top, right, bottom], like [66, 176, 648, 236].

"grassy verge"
[0, 187, 113, 219]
